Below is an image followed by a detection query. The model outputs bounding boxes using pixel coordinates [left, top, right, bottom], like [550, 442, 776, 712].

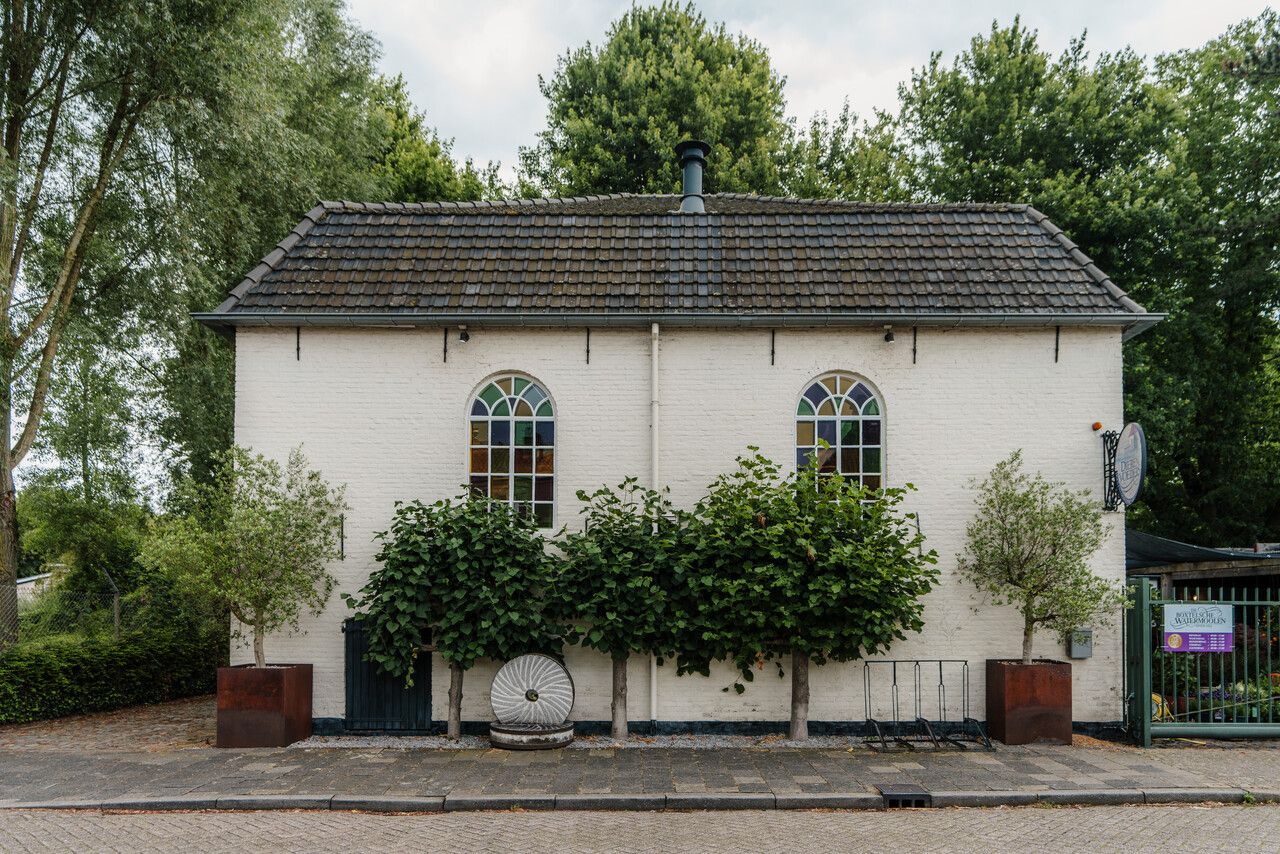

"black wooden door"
[343, 618, 432, 733]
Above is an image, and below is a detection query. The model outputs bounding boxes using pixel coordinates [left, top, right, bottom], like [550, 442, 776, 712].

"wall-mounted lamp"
[458, 325, 470, 343]
[883, 325, 895, 344]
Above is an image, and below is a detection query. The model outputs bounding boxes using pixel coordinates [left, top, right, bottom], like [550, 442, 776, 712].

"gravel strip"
[292, 733, 875, 750]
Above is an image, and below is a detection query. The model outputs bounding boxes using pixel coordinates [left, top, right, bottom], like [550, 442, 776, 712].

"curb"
[0, 788, 1257, 813]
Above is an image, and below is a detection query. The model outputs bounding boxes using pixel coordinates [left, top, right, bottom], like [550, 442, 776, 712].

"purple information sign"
[1162, 604, 1233, 653]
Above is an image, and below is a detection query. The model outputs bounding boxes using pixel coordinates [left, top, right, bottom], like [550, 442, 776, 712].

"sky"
[346, 1, 1268, 180]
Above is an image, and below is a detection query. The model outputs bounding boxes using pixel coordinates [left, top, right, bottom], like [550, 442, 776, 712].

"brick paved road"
[1, 805, 1277, 853]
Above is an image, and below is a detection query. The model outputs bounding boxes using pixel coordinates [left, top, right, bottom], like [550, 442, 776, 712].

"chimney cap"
[674, 139, 711, 162]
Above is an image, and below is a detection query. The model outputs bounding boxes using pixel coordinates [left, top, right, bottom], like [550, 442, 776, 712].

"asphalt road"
[1, 804, 1276, 853]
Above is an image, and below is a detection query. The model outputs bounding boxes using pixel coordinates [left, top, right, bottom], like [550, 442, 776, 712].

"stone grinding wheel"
[490, 653, 575, 725]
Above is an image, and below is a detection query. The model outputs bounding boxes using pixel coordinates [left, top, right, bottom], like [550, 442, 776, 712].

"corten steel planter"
[985, 659, 1072, 745]
[216, 663, 313, 748]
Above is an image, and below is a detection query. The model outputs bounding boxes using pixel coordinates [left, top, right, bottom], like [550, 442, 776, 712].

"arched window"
[469, 374, 555, 527]
[795, 372, 882, 489]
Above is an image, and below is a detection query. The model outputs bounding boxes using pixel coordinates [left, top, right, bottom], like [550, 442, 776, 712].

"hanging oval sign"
[1114, 422, 1147, 506]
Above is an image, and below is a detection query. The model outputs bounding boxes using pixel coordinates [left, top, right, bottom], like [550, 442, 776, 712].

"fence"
[0, 582, 125, 651]
[1126, 580, 1280, 745]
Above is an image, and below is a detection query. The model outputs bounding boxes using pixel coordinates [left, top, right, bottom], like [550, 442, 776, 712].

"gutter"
[193, 311, 1164, 342]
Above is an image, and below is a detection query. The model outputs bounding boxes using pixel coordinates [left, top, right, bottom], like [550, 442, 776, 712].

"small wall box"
[1069, 629, 1093, 659]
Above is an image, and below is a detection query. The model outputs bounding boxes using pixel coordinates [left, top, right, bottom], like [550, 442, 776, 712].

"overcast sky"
[346, 1, 1268, 180]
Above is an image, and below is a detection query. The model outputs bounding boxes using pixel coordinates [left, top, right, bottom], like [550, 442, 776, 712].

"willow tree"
[0, 0, 270, 645]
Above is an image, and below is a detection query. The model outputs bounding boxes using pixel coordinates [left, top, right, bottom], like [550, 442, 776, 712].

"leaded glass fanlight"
[469, 374, 554, 527]
[795, 373, 883, 489]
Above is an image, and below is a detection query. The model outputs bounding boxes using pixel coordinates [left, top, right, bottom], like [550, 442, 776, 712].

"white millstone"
[490, 654, 575, 725]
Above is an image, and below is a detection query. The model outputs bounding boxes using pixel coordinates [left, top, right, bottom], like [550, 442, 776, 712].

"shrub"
[0, 626, 224, 724]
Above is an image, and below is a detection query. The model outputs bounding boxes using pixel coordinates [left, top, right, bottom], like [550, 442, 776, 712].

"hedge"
[0, 627, 225, 724]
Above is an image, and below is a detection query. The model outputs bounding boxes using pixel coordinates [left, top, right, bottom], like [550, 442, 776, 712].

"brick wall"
[233, 324, 1126, 723]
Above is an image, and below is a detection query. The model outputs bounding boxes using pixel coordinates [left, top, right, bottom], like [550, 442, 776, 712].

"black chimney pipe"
[674, 140, 710, 213]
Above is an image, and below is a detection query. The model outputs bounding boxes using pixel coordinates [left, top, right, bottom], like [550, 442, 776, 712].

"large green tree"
[518, 1, 789, 196]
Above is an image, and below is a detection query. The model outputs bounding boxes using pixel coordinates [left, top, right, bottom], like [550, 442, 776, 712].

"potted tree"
[141, 446, 346, 748]
[958, 451, 1123, 745]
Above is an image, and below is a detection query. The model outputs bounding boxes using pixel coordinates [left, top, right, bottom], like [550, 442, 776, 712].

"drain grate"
[877, 784, 932, 808]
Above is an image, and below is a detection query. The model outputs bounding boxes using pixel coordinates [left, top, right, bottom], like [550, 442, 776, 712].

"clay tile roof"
[198, 193, 1155, 335]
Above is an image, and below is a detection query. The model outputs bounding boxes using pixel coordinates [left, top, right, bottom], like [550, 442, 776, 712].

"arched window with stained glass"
[469, 374, 555, 527]
[795, 373, 883, 489]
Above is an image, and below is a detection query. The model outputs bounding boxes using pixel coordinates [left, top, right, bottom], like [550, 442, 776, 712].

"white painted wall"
[232, 323, 1127, 724]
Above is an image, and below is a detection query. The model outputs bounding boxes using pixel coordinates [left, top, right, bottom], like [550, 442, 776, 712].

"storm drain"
[877, 784, 933, 809]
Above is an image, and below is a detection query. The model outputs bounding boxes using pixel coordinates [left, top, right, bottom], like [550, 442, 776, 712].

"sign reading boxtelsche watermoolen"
[1114, 422, 1147, 506]
[1163, 604, 1233, 653]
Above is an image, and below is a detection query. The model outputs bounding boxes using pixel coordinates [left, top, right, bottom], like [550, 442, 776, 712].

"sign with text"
[1114, 423, 1147, 506]
[1163, 604, 1233, 653]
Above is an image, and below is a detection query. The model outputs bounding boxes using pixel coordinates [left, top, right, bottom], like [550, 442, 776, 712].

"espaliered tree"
[548, 479, 679, 740]
[345, 494, 559, 740]
[672, 449, 939, 740]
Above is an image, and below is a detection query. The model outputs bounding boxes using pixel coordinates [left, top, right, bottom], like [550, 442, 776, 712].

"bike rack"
[862, 660, 992, 751]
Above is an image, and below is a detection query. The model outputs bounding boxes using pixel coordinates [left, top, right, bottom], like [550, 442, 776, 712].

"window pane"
[497, 378, 513, 395]
[491, 421, 510, 445]
[470, 422, 487, 445]
[490, 477, 510, 499]
[820, 375, 839, 394]
[817, 420, 836, 444]
[840, 447, 858, 473]
[470, 448, 488, 473]
[863, 399, 880, 416]
[515, 399, 533, 416]
[515, 421, 534, 446]
[471, 399, 487, 416]
[480, 383, 503, 407]
[817, 399, 835, 416]
[796, 421, 815, 445]
[469, 476, 487, 497]
[797, 447, 814, 468]
[492, 448, 511, 473]
[534, 503, 553, 528]
[840, 420, 857, 443]
[536, 400, 552, 417]
[535, 449, 554, 473]
[817, 446, 838, 473]
[804, 383, 826, 407]
[513, 377, 529, 394]
[862, 447, 882, 473]
[514, 476, 533, 501]
[515, 449, 533, 473]
[863, 475, 881, 490]
[849, 383, 871, 407]
[525, 384, 546, 408]
[535, 421, 555, 446]
[534, 476, 553, 501]
[840, 397, 856, 416]
[797, 399, 814, 416]
[862, 419, 881, 444]
[492, 398, 510, 417]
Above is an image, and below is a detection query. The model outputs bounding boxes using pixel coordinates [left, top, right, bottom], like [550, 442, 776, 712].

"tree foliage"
[671, 449, 938, 738]
[344, 494, 559, 738]
[548, 478, 679, 738]
[138, 446, 346, 667]
[957, 451, 1122, 665]
[517, 1, 788, 196]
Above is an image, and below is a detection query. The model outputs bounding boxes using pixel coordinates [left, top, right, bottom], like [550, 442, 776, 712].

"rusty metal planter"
[985, 659, 1072, 745]
[216, 663, 313, 748]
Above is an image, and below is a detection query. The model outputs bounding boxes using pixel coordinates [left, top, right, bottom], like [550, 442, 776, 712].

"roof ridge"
[1022, 206, 1145, 314]
[314, 194, 1032, 214]
[215, 202, 331, 314]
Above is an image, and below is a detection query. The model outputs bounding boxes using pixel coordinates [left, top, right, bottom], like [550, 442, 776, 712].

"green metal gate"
[1126, 581, 1280, 746]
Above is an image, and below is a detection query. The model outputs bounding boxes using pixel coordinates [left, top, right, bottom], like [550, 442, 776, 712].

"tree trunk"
[1022, 611, 1036, 665]
[252, 621, 266, 668]
[0, 453, 17, 650]
[611, 654, 628, 740]
[789, 649, 810, 741]
[447, 662, 464, 740]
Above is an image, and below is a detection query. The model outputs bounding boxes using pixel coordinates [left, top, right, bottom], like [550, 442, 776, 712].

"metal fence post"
[1126, 581, 1153, 747]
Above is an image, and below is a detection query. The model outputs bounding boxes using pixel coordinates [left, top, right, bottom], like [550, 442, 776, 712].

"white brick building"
[198, 159, 1158, 733]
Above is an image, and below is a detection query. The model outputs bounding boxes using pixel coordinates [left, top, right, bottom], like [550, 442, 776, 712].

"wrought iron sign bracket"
[1101, 429, 1120, 511]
